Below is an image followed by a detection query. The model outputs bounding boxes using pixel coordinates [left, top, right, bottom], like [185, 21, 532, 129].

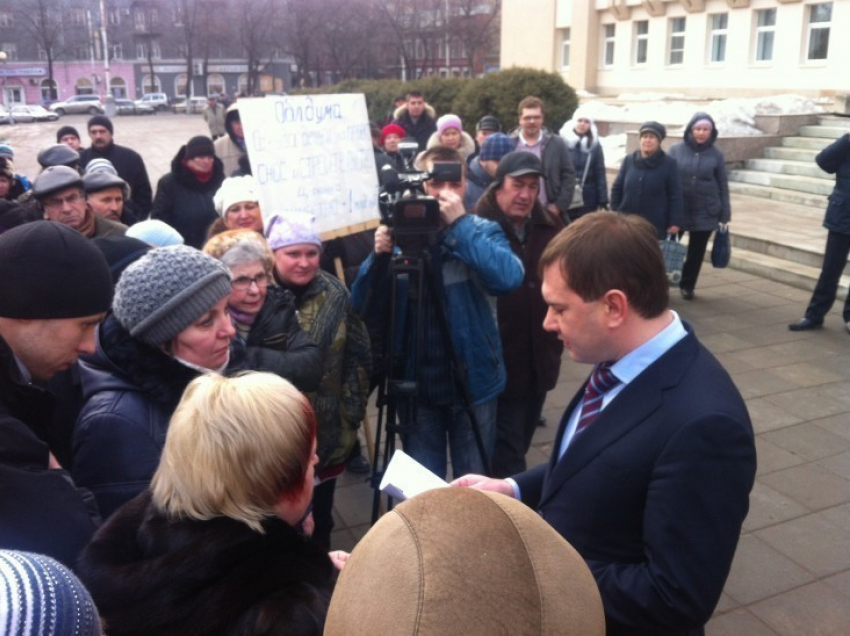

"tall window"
[175, 73, 187, 98]
[1, 43, 16, 60]
[709, 13, 728, 63]
[0, 12, 13, 27]
[107, 8, 120, 26]
[603, 24, 615, 67]
[207, 73, 225, 97]
[561, 28, 571, 69]
[110, 43, 123, 60]
[41, 79, 57, 102]
[807, 2, 832, 61]
[668, 17, 685, 65]
[634, 20, 649, 65]
[755, 8, 776, 62]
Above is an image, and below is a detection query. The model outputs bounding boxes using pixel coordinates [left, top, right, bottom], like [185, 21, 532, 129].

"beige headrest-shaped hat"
[325, 488, 605, 635]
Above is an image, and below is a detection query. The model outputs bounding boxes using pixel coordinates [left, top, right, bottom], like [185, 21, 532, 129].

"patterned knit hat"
[84, 158, 118, 175]
[112, 245, 232, 346]
[479, 133, 514, 162]
[265, 214, 322, 251]
[0, 550, 102, 636]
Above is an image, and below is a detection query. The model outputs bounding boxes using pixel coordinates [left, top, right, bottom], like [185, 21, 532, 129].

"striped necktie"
[575, 363, 620, 433]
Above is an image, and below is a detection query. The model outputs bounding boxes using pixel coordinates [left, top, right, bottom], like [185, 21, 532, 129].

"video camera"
[378, 139, 463, 253]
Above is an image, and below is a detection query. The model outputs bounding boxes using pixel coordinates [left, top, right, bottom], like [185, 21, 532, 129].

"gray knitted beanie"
[113, 245, 232, 346]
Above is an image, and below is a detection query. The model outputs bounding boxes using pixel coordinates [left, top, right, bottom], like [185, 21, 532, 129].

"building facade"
[0, 0, 293, 105]
[501, 0, 849, 98]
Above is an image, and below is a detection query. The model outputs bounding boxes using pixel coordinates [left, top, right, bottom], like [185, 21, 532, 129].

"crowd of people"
[4, 87, 846, 634]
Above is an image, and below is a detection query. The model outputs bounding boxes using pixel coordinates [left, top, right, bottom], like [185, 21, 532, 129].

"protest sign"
[239, 94, 380, 238]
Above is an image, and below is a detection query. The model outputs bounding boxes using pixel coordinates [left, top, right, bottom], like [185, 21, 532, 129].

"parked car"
[0, 106, 9, 125]
[49, 95, 104, 116]
[10, 105, 59, 122]
[171, 96, 208, 114]
[115, 99, 156, 116]
[136, 93, 169, 111]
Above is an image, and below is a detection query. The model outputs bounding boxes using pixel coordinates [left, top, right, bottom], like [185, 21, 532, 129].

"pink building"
[0, 61, 137, 106]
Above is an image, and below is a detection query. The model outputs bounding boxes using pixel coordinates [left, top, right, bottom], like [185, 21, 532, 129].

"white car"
[136, 93, 169, 111]
[10, 105, 59, 122]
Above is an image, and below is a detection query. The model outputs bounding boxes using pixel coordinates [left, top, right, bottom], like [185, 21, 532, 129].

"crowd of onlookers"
[1, 87, 845, 634]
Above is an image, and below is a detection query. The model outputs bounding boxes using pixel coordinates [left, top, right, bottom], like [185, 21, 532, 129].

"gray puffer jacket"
[668, 112, 731, 232]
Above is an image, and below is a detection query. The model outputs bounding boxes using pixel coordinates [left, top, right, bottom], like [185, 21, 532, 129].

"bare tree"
[375, 0, 443, 80]
[132, 0, 165, 94]
[236, 0, 281, 94]
[449, 0, 500, 76]
[279, 0, 324, 87]
[14, 0, 67, 99]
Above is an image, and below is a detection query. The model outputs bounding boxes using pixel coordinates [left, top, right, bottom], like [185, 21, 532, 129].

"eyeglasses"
[231, 272, 269, 290]
[43, 192, 83, 211]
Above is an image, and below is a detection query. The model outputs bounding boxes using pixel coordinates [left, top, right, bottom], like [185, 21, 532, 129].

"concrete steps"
[745, 158, 826, 179]
[727, 181, 828, 208]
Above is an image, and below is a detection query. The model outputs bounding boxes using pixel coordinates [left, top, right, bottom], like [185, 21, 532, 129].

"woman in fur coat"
[78, 372, 342, 635]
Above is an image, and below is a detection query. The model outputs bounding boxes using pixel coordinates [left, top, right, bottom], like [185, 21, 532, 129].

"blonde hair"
[151, 372, 316, 532]
[203, 228, 274, 274]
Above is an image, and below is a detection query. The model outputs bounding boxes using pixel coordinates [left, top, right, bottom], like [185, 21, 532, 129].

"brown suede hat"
[325, 488, 605, 635]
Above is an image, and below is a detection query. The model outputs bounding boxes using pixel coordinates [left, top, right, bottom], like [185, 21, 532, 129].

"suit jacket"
[514, 329, 756, 636]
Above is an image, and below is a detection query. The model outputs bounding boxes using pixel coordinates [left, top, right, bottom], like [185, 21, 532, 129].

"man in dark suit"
[454, 211, 756, 636]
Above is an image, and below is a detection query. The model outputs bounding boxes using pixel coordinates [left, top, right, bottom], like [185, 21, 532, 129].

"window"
[76, 78, 94, 95]
[142, 74, 161, 93]
[136, 43, 147, 59]
[450, 38, 464, 59]
[110, 77, 127, 99]
[634, 20, 648, 65]
[37, 47, 47, 61]
[108, 8, 120, 26]
[177, 45, 188, 57]
[708, 13, 727, 63]
[668, 17, 685, 65]
[70, 8, 86, 26]
[1, 43, 16, 60]
[72, 45, 88, 61]
[173, 6, 184, 26]
[40, 78, 57, 102]
[603, 24, 615, 66]
[0, 12, 13, 27]
[175, 73, 187, 98]
[561, 28, 570, 68]
[207, 73, 225, 97]
[755, 8, 776, 62]
[807, 2, 831, 61]
[110, 43, 123, 60]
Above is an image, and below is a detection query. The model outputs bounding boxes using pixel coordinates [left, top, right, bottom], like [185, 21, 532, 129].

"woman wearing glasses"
[203, 229, 322, 393]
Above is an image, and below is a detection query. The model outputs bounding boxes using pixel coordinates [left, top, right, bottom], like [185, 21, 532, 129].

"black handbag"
[711, 224, 731, 268]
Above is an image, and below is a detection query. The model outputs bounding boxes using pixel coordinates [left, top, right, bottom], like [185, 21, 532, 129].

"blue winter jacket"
[351, 214, 524, 405]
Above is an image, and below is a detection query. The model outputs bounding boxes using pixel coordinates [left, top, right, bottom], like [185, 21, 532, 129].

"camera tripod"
[365, 241, 491, 524]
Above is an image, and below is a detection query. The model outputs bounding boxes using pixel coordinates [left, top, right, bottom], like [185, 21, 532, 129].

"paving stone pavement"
[6, 115, 849, 635]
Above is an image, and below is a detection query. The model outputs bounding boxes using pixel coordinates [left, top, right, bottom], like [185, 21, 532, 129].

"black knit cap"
[56, 125, 81, 143]
[87, 115, 114, 135]
[185, 135, 215, 159]
[638, 121, 666, 142]
[0, 222, 113, 319]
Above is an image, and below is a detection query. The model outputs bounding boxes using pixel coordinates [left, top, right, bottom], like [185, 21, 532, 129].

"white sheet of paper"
[379, 449, 448, 501]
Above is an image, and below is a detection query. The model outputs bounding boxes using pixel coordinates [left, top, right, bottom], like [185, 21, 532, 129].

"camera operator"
[352, 147, 524, 480]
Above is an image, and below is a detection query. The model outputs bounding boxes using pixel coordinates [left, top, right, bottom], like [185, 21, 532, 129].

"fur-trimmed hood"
[393, 101, 437, 121]
[559, 114, 600, 152]
[78, 490, 336, 636]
